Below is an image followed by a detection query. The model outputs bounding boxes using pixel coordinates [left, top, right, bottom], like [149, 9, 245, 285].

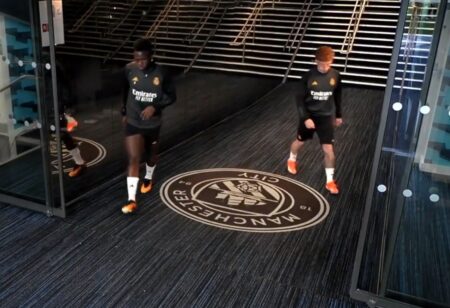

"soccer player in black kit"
[287, 46, 342, 194]
[121, 39, 176, 214]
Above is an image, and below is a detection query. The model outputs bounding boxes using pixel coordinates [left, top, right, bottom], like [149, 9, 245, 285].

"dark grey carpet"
[0, 70, 279, 204]
[0, 82, 383, 307]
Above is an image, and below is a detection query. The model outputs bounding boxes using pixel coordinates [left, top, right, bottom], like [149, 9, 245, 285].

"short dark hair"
[133, 38, 153, 54]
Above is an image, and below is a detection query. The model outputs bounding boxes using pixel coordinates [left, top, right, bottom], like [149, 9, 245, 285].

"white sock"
[69, 147, 85, 165]
[127, 177, 139, 201]
[145, 164, 156, 180]
[289, 152, 297, 161]
[325, 168, 334, 183]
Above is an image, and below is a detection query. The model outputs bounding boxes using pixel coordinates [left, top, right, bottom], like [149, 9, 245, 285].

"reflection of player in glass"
[54, 59, 86, 178]
[60, 113, 86, 177]
[287, 46, 342, 194]
[121, 39, 176, 214]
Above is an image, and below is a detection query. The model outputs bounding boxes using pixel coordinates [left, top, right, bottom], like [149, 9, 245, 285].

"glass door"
[351, 0, 450, 307]
[0, 0, 65, 217]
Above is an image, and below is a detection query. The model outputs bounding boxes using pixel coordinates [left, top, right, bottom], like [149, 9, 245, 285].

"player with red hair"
[287, 46, 343, 194]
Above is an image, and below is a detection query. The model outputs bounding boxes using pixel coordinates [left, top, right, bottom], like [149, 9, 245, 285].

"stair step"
[58, 0, 437, 89]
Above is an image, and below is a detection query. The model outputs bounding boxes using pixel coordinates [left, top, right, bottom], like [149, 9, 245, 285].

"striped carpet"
[0, 80, 383, 307]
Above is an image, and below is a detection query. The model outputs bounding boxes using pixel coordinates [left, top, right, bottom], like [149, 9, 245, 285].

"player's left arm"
[157, 70, 177, 110]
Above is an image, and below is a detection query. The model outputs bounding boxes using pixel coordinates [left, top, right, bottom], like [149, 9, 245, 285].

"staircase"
[57, 0, 436, 90]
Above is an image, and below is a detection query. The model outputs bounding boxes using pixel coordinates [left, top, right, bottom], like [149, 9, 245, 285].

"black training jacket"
[296, 67, 342, 120]
[122, 62, 176, 129]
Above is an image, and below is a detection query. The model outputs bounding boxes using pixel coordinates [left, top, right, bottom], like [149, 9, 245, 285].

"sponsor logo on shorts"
[161, 168, 329, 233]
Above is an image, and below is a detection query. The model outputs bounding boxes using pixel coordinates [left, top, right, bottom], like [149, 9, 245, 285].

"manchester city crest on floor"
[160, 168, 329, 233]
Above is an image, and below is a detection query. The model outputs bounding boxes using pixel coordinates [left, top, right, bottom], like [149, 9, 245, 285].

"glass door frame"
[350, 0, 449, 307]
[0, 0, 67, 217]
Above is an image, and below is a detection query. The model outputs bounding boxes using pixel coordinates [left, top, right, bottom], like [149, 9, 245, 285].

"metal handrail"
[145, 0, 179, 38]
[186, 2, 219, 43]
[69, 0, 101, 33]
[284, 0, 312, 51]
[340, 0, 369, 54]
[340, 0, 370, 72]
[0, 74, 35, 93]
[106, 1, 139, 35]
[185, 6, 229, 74]
[272, 0, 281, 8]
[230, 0, 278, 47]
[282, 0, 324, 83]
[103, 8, 149, 63]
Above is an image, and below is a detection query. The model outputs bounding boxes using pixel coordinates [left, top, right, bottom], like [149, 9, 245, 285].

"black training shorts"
[125, 123, 160, 143]
[297, 115, 335, 144]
